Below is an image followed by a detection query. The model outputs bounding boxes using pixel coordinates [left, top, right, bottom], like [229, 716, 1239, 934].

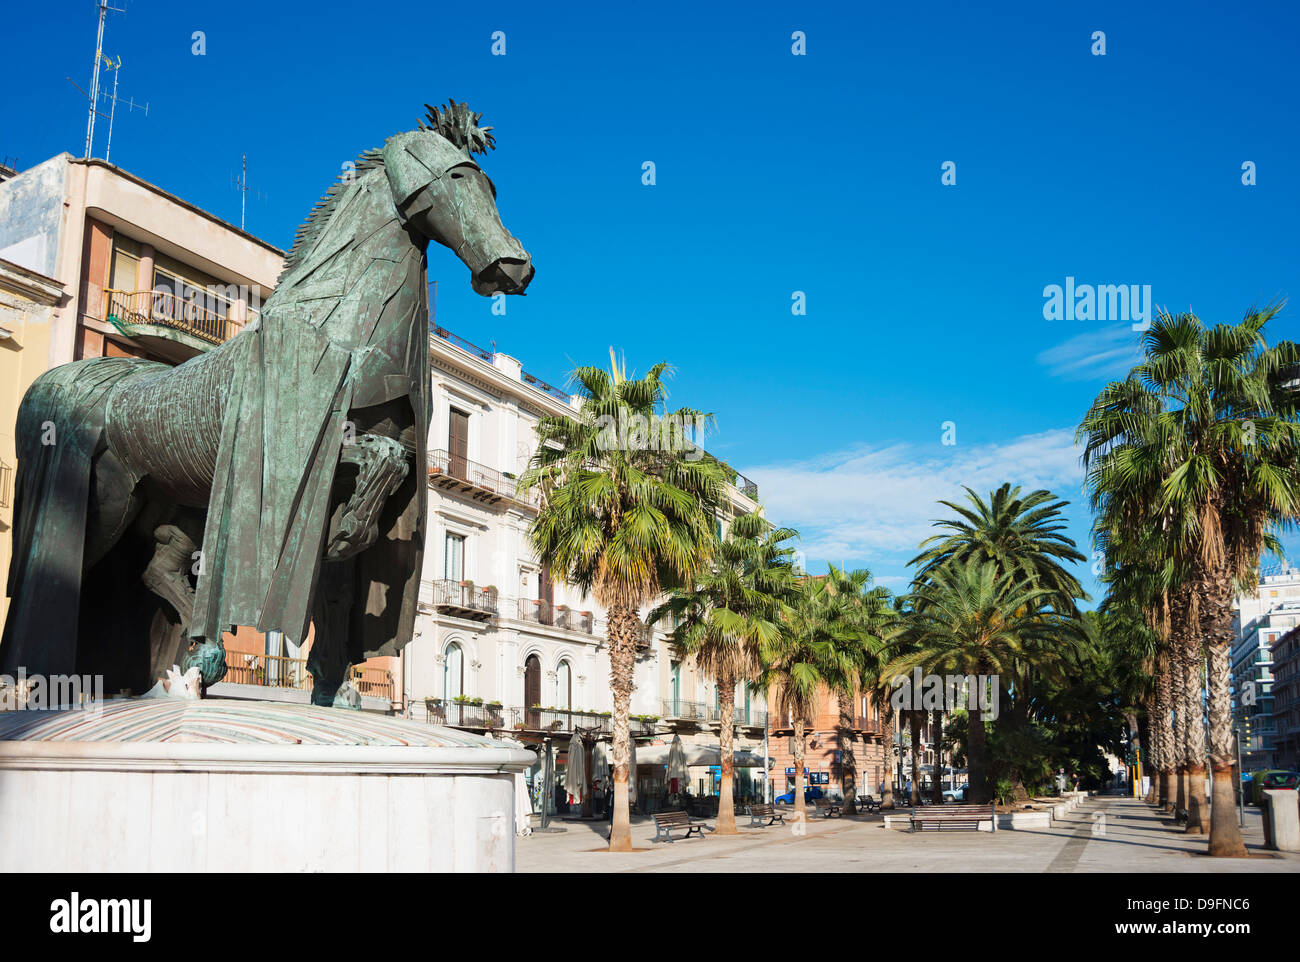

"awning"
[634, 742, 769, 768]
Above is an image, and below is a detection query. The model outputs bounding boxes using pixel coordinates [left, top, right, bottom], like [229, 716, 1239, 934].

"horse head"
[389, 100, 534, 296]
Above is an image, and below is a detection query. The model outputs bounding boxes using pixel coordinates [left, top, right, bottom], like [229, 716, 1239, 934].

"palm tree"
[886, 557, 1067, 803]
[760, 571, 861, 823]
[1097, 546, 1175, 808]
[1079, 304, 1300, 856]
[649, 510, 797, 834]
[520, 352, 725, 852]
[819, 567, 894, 814]
[910, 484, 1087, 747]
[909, 483, 1086, 614]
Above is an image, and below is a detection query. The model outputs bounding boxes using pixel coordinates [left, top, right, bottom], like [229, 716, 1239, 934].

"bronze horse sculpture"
[1, 101, 533, 703]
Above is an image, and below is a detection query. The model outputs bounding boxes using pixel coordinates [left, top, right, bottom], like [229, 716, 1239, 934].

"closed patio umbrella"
[627, 736, 638, 804]
[591, 740, 610, 787]
[564, 732, 585, 803]
[666, 734, 689, 790]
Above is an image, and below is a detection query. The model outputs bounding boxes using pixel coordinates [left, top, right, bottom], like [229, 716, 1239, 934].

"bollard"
[1262, 789, 1300, 852]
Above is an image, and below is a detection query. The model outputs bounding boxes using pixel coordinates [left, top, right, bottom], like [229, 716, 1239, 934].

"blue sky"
[5, 0, 1299, 599]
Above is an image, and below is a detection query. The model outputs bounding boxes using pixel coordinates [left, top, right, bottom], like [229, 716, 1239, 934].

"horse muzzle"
[472, 255, 534, 296]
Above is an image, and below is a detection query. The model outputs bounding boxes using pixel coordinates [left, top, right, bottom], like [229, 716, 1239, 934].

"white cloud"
[744, 428, 1089, 587]
[1036, 325, 1143, 381]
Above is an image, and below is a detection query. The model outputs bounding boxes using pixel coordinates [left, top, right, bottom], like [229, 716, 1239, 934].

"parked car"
[1251, 770, 1300, 804]
[943, 785, 969, 803]
[775, 785, 825, 805]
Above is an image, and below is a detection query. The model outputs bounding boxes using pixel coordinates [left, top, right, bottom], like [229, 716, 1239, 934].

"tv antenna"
[81, 0, 127, 158]
[98, 56, 148, 163]
[231, 154, 268, 231]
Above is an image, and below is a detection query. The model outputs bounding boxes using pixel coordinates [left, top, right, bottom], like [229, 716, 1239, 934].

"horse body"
[1, 103, 533, 700]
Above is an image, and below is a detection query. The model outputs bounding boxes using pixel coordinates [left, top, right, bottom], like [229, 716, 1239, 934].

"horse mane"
[275, 102, 494, 287]
[276, 145, 385, 285]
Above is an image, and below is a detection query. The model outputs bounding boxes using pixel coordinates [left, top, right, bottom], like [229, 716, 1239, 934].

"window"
[670, 662, 681, 708]
[555, 660, 572, 709]
[445, 533, 464, 581]
[448, 408, 469, 479]
[109, 238, 140, 291]
[525, 655, 541, 715]
[444, 643, 464, 701]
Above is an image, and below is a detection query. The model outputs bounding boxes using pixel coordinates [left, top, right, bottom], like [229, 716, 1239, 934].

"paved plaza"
[515, 796, 1300, 873]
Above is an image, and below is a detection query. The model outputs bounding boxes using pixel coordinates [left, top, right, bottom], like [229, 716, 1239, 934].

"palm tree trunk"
[1169, 607, 1189, 820]
[1139, 712, 1157, 803]
[1155, 647, 1175, 810]
[909, 711, 922, 806]
[967, 705, 989, 803]
[716, 669, 738, 835]
[879, 706, 896, 810]
[1201, 568, 1248, 857]
[607, 602, 638, 852]
[1182, 622, 1209, 835]
[931, 710, 945, 805]
[793, 718, 807, 824]
[840, 701, 858, 815]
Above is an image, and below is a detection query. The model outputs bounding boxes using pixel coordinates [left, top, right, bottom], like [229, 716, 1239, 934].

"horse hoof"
[184, 641, 227, 688]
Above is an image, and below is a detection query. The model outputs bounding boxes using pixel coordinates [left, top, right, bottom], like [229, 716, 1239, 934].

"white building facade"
[403, 325, 766, 798]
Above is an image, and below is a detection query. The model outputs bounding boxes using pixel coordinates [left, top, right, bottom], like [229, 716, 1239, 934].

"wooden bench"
[910, 802, 996, 833]
[747, 803, 786, 828]
[857, 795, 881, 813]
[812, 798, 842, 818]
[651, 810, 713, 842]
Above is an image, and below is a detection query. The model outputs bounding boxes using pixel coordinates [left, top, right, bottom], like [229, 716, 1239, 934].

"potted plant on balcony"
[484, 700, 503, 726]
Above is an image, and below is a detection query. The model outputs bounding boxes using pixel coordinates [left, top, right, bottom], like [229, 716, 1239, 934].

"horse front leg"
[324, 434, 410, 562]
[308, 556, 359, 707]
[140, 513, 227, 690]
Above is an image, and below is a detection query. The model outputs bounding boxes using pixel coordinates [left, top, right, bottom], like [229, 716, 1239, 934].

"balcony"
[219, 652, 395, 702]
[423, 700, 658, 737]
[429, 579, 498, 621]
[517, 599, 593, 634]
[660, 699, 769, 729]
[104, 288, 246, 357]
[427, 449, 539, 508]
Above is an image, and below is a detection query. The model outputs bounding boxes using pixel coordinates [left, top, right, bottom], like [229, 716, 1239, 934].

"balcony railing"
[521, 371, 571, 403]
[221, 652, 395, 701]
[427, 449, 538, 507]
[429, 579, 498, 620]
[659, 699, 768, 728]
[431, 323, 492, 361]
[515, 599, 593, 634]
[422, 702, 658, 737]
[105, 288, 246, 345]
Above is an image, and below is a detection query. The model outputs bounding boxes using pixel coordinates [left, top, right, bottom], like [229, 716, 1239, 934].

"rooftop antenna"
[98, 55, 149, 164]
[230, 154, 267, 231]
[82, 0, 126, 158]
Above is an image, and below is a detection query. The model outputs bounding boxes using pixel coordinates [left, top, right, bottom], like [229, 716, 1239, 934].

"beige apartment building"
[0, 153, 283, 645]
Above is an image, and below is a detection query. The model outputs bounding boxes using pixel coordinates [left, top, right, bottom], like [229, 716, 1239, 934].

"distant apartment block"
[1230, 566, 1300, 768]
